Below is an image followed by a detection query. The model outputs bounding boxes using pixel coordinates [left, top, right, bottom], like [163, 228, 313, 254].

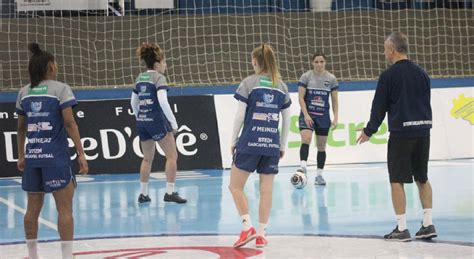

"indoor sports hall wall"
[216, 85, 474, 168]
[0, 79, 472, 177]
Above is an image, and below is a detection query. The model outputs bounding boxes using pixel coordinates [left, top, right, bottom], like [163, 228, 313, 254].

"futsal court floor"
[1, 159, 473, 258]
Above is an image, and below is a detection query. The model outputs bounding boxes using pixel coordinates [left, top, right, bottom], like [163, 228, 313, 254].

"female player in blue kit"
[297, 53, 339, 185]
[229, 43, 291, 248]
[130, 43, 186, 204]
[16, 43, 89, 259]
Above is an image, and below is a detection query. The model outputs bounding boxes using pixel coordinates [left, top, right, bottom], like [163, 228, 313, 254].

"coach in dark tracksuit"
[357, 32, 437, 242]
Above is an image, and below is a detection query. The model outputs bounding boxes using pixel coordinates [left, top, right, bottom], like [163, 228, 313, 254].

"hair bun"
[28, 43, 42, 55]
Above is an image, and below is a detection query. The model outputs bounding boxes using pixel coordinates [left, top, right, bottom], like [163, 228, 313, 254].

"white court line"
[0, 197, 58, 231]
[323, 166, 385, 171]
[150, 175, 210, 179]
[0, 185, 21, 189]
[429, 161, 473, 166]
[77, 177, 217, 185]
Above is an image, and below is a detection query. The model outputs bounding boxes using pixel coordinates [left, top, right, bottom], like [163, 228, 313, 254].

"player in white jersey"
[16, 43, 88, 259]
[229, 43, 291, 248]
[130, 43, 186, 204]
[297, 53, 339, 185]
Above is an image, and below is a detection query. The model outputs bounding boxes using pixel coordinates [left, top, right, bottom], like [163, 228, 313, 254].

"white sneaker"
[314, 175, 326, 185]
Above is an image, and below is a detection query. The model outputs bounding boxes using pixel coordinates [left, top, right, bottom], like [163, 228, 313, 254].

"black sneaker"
[138, 194, 151, 204]
[384, 226, 412, 242]
[164, 192, 187, 203]
[415, 224, 437, 239]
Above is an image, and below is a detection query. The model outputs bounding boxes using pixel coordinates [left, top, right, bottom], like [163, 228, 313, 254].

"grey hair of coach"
[387, 32, 408, 54]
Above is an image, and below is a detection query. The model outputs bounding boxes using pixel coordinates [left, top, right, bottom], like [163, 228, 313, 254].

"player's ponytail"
[28, 43, 55, 88]
[137, 43, 165, 69]
[252, 43, 281, 86]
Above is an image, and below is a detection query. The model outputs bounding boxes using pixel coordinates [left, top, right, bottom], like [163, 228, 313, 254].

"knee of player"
[228, 184, 242, 193]
[316, 145, 326, 151]
[142, 155, 155, 164]
[24, 212, 40, 222]
[165, 154, 177, 163]
[56, 207, 74, 217]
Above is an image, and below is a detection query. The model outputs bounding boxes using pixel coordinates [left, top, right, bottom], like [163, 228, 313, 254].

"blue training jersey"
[298, 70, 338, 128]
[133, 70, 169, 126]
[234, 74, 291, 157]
[15, 80, 77, 167]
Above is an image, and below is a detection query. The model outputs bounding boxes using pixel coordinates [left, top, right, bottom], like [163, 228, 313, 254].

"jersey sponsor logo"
[27, 111, 50, 117]
[308, 111, 324, 116]
[139, 74, 151, 81]
[252, 112, 279, 122]
[137, 114, 153, 121]
[251, 126, 278, 133]
[269, 164, 279, 170]
[310, 96, 325, 107]
[259, 76, 274, 87]
[28, 148, 43, 154]
[28, 85, 48, 95]
[402, 120, 433, 127]
[45, 179, 66, 188]
[139, 99, 154, 106]
[140, 85, 147, 93]
[258, 137, 273, 143]
[25, 147, 54, 159]
[28, 137, 52, 144]
[308, 89, 328, 96]
[256, 102, 278, 109]
[152, 132, 167, 140]
[246, 137, 280, 149]
[248, 142, 280, 149]
[27, 122, 53, 132]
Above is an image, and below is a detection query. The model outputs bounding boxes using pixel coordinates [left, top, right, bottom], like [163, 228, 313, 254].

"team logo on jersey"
[31, 102, 42, 112]
[140, 85, 147, 93]
[256, 94, 277, 108]
[324, 80, 330, 86]
[252, 112, 279, 122]
[263, 93, 274, 103]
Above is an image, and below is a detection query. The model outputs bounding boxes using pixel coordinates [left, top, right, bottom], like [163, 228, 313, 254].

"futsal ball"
[290, 170, 307, 189]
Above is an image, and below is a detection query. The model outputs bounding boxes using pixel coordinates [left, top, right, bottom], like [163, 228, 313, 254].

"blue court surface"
[1, 160, 473, 258]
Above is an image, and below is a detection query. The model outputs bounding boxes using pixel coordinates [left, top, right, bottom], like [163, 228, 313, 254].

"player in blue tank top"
[130, 43, 186, 204]
[297, 53, 339, 185]
[16, 43, 88, 259]
[229, 43, 291, 248]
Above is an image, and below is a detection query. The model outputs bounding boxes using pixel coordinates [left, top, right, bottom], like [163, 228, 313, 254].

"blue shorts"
[22, 166, 75, 193]
[138, 121, 172, 141]
[233, 153, 279, 174]
[298, 112, 330, 136]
